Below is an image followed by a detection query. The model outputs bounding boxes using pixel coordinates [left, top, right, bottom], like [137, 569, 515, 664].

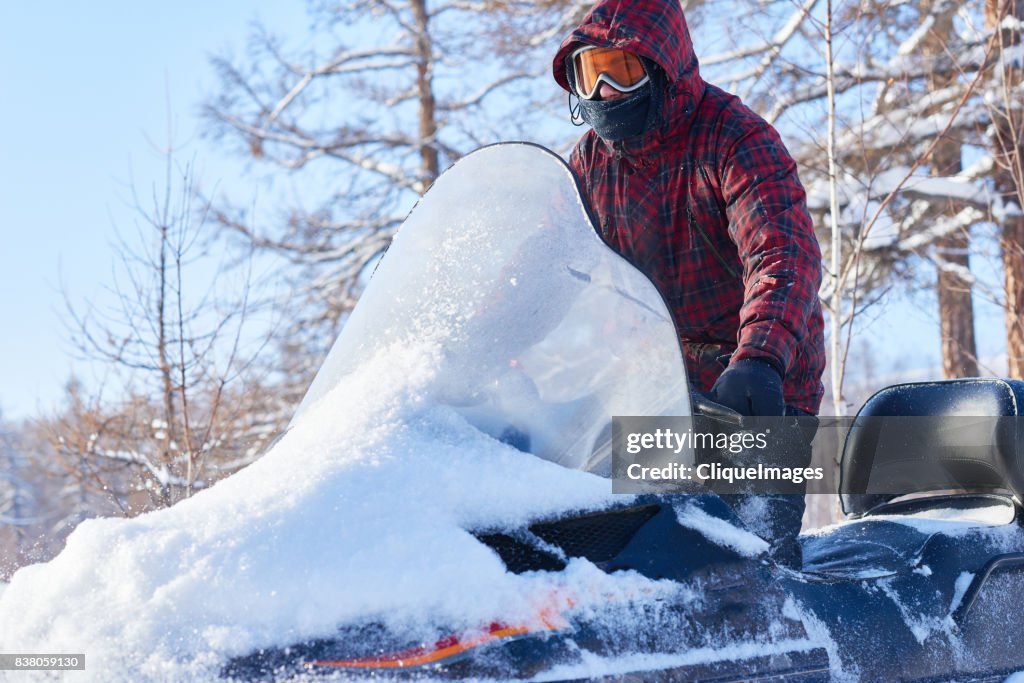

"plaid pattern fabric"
[554, 0, 825, 414]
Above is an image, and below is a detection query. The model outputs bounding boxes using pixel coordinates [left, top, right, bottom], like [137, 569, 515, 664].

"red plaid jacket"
[553, 0, 825, 414]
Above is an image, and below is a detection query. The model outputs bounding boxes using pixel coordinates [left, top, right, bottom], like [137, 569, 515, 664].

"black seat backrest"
[840, 378, 1024, 517]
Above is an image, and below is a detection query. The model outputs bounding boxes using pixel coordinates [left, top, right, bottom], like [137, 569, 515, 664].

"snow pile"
[0, 340, 659, 682]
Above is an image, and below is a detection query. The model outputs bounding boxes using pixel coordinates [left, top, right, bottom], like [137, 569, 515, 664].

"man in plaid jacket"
[553, 0, 825, 565]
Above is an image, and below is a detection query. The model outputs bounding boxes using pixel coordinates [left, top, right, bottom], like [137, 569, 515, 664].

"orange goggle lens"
[571, 47, 648, 100]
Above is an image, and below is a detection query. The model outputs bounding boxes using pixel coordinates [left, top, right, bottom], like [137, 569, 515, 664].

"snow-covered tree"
[985, 0, 1024, 376]
[693, 0, 1022, 399]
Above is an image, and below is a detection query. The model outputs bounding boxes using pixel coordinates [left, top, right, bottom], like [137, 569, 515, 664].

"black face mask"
[577, 83, 653, 141]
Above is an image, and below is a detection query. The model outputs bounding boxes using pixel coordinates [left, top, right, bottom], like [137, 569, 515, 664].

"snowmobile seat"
[800, 494, 1016, 579]
[839, 378, 1024, 518]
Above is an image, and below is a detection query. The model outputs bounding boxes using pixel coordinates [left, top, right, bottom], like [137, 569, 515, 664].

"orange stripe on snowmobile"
[308, 602, 572, 670]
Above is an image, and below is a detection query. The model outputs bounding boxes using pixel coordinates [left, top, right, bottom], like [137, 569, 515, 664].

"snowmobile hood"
[552, 0, 705, 148]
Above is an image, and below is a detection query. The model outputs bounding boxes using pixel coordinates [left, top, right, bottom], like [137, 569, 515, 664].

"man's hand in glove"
[710, 358, 785, 417]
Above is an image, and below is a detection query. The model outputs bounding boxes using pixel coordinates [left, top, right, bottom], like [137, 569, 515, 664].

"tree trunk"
[924, 0, 979, 378]
[936, 232, 979, 377]
[987, 0, 1024, 376]
[412, 0, 439, 192]
[156, 219, 177, 508]
[1003, 216, 1024, 376]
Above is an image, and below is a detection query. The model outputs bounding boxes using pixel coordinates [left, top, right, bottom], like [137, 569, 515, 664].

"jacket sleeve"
[717, 121, 822, 377]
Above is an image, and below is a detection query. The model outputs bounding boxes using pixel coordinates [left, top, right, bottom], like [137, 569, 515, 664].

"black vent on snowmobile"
[474, 532, 567, 573]
[474, 504, 660, 574]
[530, 504, 660, 563]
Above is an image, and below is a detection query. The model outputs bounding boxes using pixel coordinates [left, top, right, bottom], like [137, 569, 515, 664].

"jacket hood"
[553, 0, 704, 136]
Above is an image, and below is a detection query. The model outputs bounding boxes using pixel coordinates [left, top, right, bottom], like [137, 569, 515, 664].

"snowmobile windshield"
[293, 143, 691, 475]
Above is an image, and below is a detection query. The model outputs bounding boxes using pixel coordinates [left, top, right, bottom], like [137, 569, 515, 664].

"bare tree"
[203, 0, 589, 398]
[823, 0, 844, 413]
[0, 416, 33, 577]
[59, 143, 277, 512]
[0, 413, 91, 579]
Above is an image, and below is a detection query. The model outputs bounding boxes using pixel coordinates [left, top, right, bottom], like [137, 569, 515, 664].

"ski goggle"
[570, 46, 649, 100]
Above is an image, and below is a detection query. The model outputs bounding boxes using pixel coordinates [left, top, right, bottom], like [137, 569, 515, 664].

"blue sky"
[0, 2, 1010, 421]
[0, 2, 308, 420]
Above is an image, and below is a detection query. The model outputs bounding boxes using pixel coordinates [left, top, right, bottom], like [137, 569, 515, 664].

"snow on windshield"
[295, 143, 691, 475]
[0, 144, 690, 681]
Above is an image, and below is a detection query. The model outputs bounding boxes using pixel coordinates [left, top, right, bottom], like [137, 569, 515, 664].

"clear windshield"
[292, 143, 692, 475]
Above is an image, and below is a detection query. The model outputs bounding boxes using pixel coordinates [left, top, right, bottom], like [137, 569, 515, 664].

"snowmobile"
[224, 143, 1024, 682]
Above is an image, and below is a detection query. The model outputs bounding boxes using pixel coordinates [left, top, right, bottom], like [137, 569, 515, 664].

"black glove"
[709, 358, 785, 417]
